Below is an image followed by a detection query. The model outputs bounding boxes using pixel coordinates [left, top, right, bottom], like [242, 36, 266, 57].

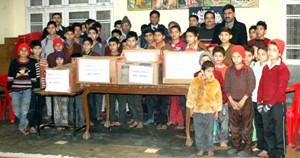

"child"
[225, 45, 255, 156]
[52, 52, 69, 128]
[72, 23, 84, 46]
[41, 21, 61, 58]
[63, 26, 82, 56]
[184, 27, 207, 51]
[219, 27, 235, 67]
[244, 45, 256, 67]
[143, 28, 154, 49]
[213, 46, 228, 79]
[248, 25, 257, 40]
[169, 25, 185, 51]
[105, 30, 123, 55]
[47, 38, 70, 68]
[249, 21, 270, 45]
[28, 40, 47, 133]
[257, 39, 290, 157]
[121, 39, 128, 50]
[88, 26, 105, 56]
[105, 37, 121, 56]
[92, 22, 108, 47]
[251, 39, 266, 61]
[8, 43, 39, 135]
[126, 31, 144, 129]
[81, 38, 100, 56]
[187, 61, 222, 156]
[252, 44, 269, 157]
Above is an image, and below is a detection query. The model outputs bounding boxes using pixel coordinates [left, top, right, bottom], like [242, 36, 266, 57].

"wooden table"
[35, 89, 85, 138]
[81, 84, 191, 141]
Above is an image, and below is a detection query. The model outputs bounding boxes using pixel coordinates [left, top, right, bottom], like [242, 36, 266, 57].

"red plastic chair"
[286, 82, 300, 150]
[0, 74, 15, 123]
[15, 32, 42, 58]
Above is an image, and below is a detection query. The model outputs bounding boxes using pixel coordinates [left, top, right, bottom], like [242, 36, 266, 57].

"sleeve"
[245, 68, 256, 97]
[7, 61, 15, 91]
[186, 80, 197, 109]
[239, 23, 248, 45]
[257, 67, 266, 103]
[100, 43, 105, 56]
[270, 66, 290, 106]
[215, 81, 223, 112]
[215, 71, 228, 104]
[198, 41, 208, 51]
[224, 68, 231, 97]
[30, 61, 38, 89]
[34, 61, 41, 89]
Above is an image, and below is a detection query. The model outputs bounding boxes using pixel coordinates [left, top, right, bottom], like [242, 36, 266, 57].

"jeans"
[127, 95, 143, 122]
[75, 94, 85, 127]
[53, 96, 69, 125]
[46, 96, 52, 115]
[12, 89, 32, 130]
[215, 105, 229, 143]
[193, 113, 214, 152]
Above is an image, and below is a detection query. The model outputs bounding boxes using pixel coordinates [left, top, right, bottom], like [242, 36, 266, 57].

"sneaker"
[237, 151, 251, 157]
[144, 119, 154, 125]
[227, 149, 238, 155]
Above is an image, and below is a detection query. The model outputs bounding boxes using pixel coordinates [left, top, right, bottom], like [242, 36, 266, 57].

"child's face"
[19, 48, 29, 58]
[115, 24, 122, 30]
[232, 52, 244, 65]
[112, 33, 122, 41]
[64, 31, 74, 41]
[74, 26, 82, 38]
[258, 49, 268, 63]
[47, 24, 56, 35]
[244, 51, 254, 65]
[54, 43, 63, 51]
[122, 42, 128, 50]
[249, 29, 257, 40]
[219, 32, 232, 44]
[31, 46, 42, 56]
[200, 56, 211, 65]
[126, 37, 138, 49]
[186, 32, 197, 45]
[86, 22, 95, 31]
[55, 57, 64, 66]
[268, 44, 281, 60]
[170, 28, 181, 41]
[256, 25, 266, 38]
[202, 67, 215, 79]
[154, 32, 165, 43]
[83, 41, 92, 53]
[109, 41, 119, 52]
[213, 52, 225, 65]
[144, 32, 154, 44]
[88, 30, 98, 41]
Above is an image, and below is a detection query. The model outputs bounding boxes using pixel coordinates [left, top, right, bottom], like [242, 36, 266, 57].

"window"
[26, 0, 113, 39]
[283, 0, 300, 65]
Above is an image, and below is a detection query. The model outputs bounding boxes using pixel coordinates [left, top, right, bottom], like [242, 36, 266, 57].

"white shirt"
[267, 58, 281, 69]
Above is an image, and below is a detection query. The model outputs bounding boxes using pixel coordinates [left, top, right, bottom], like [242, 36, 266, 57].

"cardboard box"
[121, 49, 161, 62]
[117, 61, 161, 85]
[75, 56, 120, 84]
[162, 51, 203, 84]
[45, 63, 82, 93]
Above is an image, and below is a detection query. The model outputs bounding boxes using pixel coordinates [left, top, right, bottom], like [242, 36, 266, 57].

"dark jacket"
[211, 18, 247, 45]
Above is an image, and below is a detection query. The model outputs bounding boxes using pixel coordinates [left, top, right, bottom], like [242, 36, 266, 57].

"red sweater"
[248, 38, 271, 45]
[168, 38, 186, 51]
[257, 60, 290, 106]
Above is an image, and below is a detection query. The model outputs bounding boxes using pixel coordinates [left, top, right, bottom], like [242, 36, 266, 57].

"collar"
[267, 58, 281, 69]
[83, 50, 93, 56]
[231, 63, 248, 70]
[64, 40, 75, 47]
[186, 43, 198, 50]
[216, 64, 227, 69]
[151, 24, 158, 29]
[152, 41, 166, 49]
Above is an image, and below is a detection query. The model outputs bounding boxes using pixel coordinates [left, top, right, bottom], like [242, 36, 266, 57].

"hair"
[141, 24, 148, 32]
[30, 40, 41, 49]
[85, 19, 96, 25]
[249, 25, 256, 32]
[64, 26, 74, 34]
[212, 46, 226, 56]
[223, 4, 235, 13]
[201, 61, 215, 71]
[189, 15, 199, 22]
[71, 53, 83, 58]
[143, 27, 154, 36]
[92, 22, 102, 30]
[126, 31, 138, 40]
[47, 21, 57, 27]
[204, 11, 215, 19]
[52, 13, 62, 19]
[154, 27, 166, 36]
[111, 29, 122, 36]
[72, 22, 82, 30]
[121, 39, 127, 44]
[109, 37, 120, 45]
[257, 44, 268, 53]
[88, 26, 99, 34]
[81, 22, 86, 28]
[256, 21, 267, 30]
[83, 37, 93, 45]
[251, 39, 266, 48]
[219, 27, 231, 35]
[150, 10, 160, 17]
[244, 45, 255, 55]
[168, 21, 179, 27]
[114, 20, 122, 27]
[186, 26, 198, 37]
[170, 25, 181, 32]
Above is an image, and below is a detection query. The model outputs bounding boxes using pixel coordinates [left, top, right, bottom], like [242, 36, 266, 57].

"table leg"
[185, 108, 193, 146]
[73, 95, 76, 138]
[36, 94, 41, 137]
[104, 94, 110, 128]
[82, 89, 91, 140]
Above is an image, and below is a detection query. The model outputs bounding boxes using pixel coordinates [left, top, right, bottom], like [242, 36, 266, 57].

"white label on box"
[165, 53, 201, 79]
[78, 59, 110, 83]
[129, 65, 153, 84]
[45, 69, 70, 92]
[124, 52, 157, 62]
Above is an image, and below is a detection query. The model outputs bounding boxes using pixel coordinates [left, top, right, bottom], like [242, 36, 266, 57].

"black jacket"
[211, 18, 247, 45]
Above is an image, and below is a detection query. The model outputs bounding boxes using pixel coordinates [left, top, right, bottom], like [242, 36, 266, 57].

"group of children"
[7, 10, 289, 158]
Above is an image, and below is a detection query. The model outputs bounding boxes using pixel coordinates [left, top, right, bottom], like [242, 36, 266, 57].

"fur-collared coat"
[186, 74, 222, 113]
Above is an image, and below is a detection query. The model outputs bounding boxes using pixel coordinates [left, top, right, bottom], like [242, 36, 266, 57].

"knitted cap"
[268, 39, 285, 56]
[199, 51, 214, 66]
[230, 45, 245, 58]
[54, 51, 65, 60]
[52, 38, 64, 49]
[121, 16, 131, 26]
[17, 43, 31, 57]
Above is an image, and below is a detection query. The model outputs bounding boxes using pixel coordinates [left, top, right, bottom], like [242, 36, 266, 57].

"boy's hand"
[189, 108, 194, 117]
[237, 99, 246, 109]
[263, 104, 272, 113]
[214, 112, 219, 121]
[257, 103, 264, 113]
[9, 93, 12, 97]
[229, 100, 238, 110]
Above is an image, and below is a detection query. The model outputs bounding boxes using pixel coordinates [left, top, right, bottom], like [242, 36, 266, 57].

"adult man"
[199, 11, 216, 46]
[121, 16, 132, 40]
[42, 13, 65, 39]
[211, 4, 247, 45]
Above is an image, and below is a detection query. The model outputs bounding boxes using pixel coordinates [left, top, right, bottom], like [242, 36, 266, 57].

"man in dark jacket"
[211, 4, 247, 45]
